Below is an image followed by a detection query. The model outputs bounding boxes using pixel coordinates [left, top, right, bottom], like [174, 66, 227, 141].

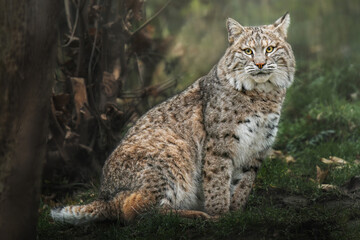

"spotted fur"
[51, 13, 295, 224]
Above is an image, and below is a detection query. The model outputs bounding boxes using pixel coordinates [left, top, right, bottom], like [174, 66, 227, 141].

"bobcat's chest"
[232, 112, 280, 168]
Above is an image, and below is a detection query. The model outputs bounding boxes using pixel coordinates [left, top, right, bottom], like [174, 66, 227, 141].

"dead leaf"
[71, 77, 90, 127]
[99, 72, 121, 112]
[316, 165, 329, 184]
[268, 149, 284, 159]
[321, 156, 348, 165]
[321, 158, 334, 164]
[354, 160, 360, 165]
[320, 184, 338, 191]
[316, 112, 323, 121]
[285, 155, 296, 163]
[92, 5, 101, 11]
[329, 156, 348, 165]
[350, 92, 358, 101]
[102, 71, 118, 98]
[112, 59, 121, 81]
[335, 165, 346, 170]
[100, 114, 107, 121]
[64, 130, 79, 140]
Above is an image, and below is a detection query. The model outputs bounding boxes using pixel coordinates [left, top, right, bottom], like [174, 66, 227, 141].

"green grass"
[37, 61, 360, 239]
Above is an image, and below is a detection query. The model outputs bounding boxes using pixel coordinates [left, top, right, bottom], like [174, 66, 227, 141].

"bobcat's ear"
[273, 12, 290, 39]
[226, 18, 245, 45]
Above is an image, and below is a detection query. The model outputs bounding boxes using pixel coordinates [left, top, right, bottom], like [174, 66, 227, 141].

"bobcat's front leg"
[202, 139, 232, 216]
[230, 168, 257, 211]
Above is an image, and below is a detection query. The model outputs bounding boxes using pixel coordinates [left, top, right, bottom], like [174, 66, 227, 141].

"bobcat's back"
[99, 78, 209, 209]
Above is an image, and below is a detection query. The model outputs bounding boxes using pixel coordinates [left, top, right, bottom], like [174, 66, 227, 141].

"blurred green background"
[147, 0, 360, 87]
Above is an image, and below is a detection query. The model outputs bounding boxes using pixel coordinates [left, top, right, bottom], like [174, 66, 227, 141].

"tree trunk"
[0, 1, 61, 239]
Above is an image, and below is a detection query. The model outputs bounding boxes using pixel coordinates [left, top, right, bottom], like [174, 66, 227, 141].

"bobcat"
[51, 13, 295, 224]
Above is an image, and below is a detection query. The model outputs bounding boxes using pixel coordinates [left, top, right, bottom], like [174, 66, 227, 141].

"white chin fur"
[227, 69, 293, 92]
[252, 75, 270, 83]
[228, 72, 274, 92]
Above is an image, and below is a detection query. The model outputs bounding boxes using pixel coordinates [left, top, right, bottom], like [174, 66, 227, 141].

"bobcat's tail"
[50, 200, 108, 225]
[51, 190, 153, 225]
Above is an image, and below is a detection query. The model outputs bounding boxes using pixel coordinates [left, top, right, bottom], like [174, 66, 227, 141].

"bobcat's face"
[220, 14, 295, 92]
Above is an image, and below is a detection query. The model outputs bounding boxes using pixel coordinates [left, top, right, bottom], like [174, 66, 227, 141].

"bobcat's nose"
[255, 63, 266, 69]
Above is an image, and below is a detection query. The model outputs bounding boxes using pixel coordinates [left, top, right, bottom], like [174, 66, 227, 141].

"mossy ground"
[37, 61, 360, 239]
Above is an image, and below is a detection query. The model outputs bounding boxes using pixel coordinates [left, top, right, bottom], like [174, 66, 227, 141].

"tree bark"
[0, 1, 61, 239]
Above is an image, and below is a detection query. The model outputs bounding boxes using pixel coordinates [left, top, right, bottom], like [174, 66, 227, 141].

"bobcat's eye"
[244, 48, 253, 55]
[266, 46, 274, 53]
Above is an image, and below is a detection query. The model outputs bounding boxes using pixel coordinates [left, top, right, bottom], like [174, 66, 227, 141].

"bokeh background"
[151, 0, 360, 85]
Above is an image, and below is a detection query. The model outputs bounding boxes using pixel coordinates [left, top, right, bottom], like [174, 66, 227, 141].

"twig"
[62, 0, 80, 47]
[87, 0, 101, 115]
[64, 0, 73, 32]
[88, 0, 101, 85]
[75, 2, 85, 77]
[135, 54, 144, 85]
[119, 77, 177, 98]
[130, 0, 172, 37]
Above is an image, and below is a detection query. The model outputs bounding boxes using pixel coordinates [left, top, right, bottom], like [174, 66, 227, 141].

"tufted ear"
[273, 12, 290, 39]
[226, 18, 245, 45]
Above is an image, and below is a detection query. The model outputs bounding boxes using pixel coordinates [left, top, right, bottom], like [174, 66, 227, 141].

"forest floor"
[37, 62, 360, 240]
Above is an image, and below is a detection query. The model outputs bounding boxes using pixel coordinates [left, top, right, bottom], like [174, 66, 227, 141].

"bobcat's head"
[218, 13, 295, 92]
